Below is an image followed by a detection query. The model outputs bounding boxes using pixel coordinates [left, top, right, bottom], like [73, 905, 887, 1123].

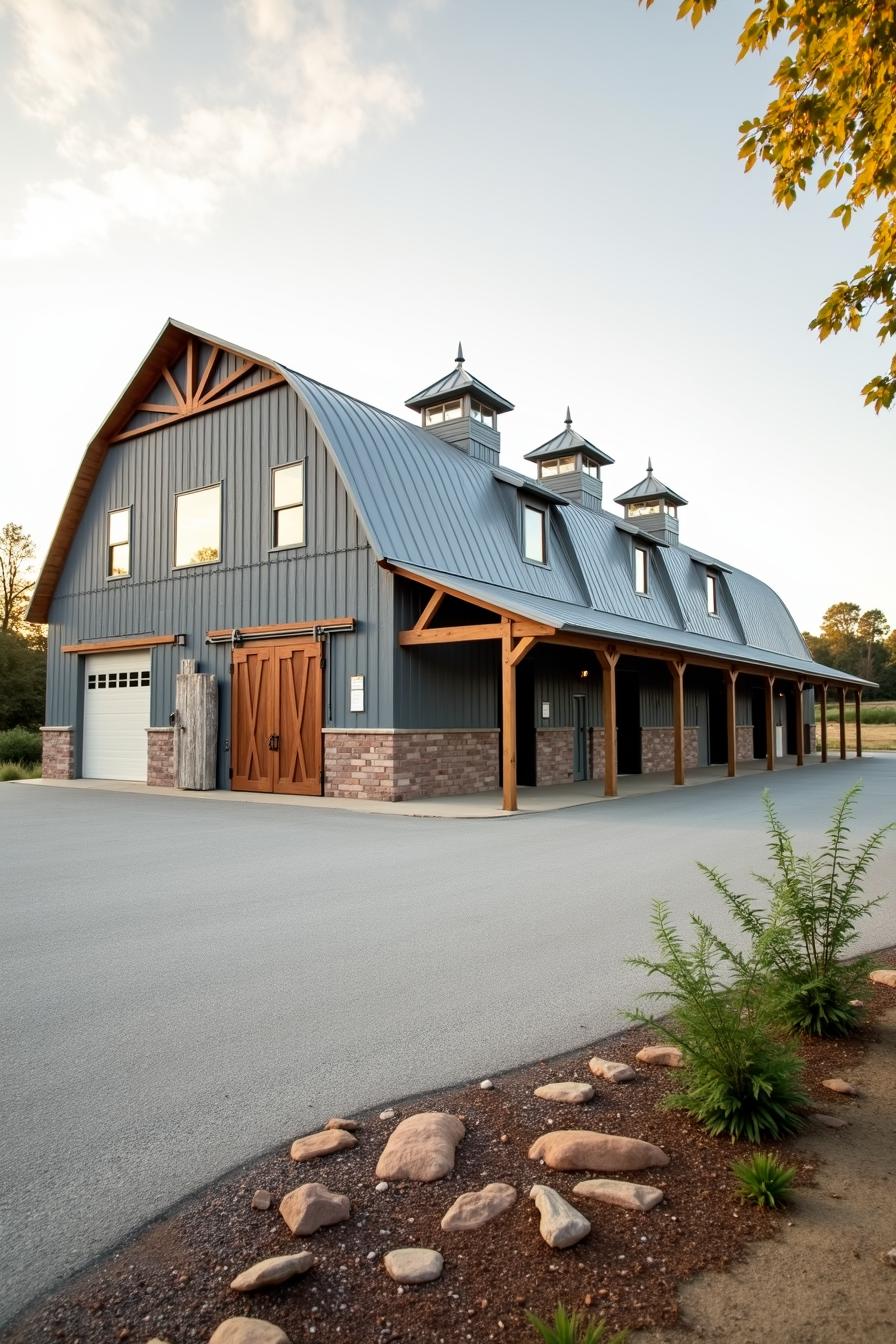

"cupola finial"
[455, 341, 465, 367]
[647, 457, 653, 475]
[565, 406, 572, 428]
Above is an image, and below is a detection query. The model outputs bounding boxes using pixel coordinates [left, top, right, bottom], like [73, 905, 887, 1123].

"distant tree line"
[0, 522, 45, 731]
[802, 603, 896, 698]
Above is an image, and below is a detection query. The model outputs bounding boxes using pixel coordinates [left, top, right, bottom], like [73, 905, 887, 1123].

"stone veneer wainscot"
[40, 726, 76, 780]
[324, 729, 499, 802]
[146, 726, 176, 788]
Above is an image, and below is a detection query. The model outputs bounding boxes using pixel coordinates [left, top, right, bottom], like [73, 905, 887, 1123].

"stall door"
[82, 651, 152, 780]
[231, 641, 322, 795]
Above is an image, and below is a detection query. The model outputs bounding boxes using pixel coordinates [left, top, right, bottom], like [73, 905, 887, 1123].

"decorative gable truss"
[110, 337, 285, 442]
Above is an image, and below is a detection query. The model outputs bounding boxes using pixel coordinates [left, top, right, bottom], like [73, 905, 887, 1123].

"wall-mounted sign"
[350, 675, 365, 713]
[541, 701, 550, 719]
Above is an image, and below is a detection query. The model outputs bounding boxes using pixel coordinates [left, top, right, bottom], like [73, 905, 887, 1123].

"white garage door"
[83, 651, 152, 780]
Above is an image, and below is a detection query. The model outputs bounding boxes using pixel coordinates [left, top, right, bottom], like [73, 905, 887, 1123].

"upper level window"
[470, 399, 495, 428]
[272, 461, 305, 548]
[582, 461, 600, 478]
[107, 507, 130, 578]
[425, 400, 462, 425]
[175, 483, 221, 567]
[628, 501, 661, 517]
[523, 504, 546, 563]
[668, 504, 678, 518]
[635, 545, 649, 595]
[707, 571, 719, 614]
[541, 456, 575, 477]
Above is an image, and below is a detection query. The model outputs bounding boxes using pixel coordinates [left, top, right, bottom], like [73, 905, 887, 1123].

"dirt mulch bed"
[5, 949, 895, 1344]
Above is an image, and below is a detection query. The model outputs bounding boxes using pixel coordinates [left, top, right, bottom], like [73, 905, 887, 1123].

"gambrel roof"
[28, 319, 872, 689]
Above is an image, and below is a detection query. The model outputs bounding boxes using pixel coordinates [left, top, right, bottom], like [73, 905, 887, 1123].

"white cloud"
[0, 0, 162, 123]
[2, 0, 422, 258]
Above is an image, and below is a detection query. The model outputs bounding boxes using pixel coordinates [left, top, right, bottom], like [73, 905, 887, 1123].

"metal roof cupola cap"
[404, 342, 514, 467]
[614, 459, 687, 546]
[523, 406, 615, 513]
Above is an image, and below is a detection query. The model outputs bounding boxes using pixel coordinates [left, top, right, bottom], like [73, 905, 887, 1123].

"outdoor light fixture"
[580, 668, 589, 679]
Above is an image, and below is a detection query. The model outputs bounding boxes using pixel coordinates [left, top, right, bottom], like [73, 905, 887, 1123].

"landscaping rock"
[375, 1180, 388, 1192]
[208, 1320, 291, 1344]
[812, 1112, 849, 1129]
[822, 1078, 858, 1096]
[480, 1079, 494, 1090]
[529, 1184, 590, 1249]
[230, 1253, 314, 1292]
[529, 1130, 670, 1172]
[279, 1183, 351, 1235]
[290, 1129, 357, 1161]
[636, 1045, 684, 1068]
[375, 1112, 465, 1182]
[534, 1082, 594, 1104]
[589, 1057, 636, 1084]
[441, 1182, 517, 1231]
[869, 968, 896, 988]
[380, 1108, 396, 1120]
[885, 1247, 896, 1267]
[251, 1189, 272, 1211]
[325, 1117, 359, 1132]
[572, 1178, 665, 1212]
[383, 1248, 444, 1283]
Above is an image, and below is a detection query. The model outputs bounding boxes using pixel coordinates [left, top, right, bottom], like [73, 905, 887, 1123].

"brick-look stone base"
[146, 727, 176, 788]
[736, 725, 755, 761]
[536, 729, 574, 785]
[40, 726, 75, 780]
[590, 727, 605, 779]
[324, 730, 500, 802]
[806, 723, 817, 756]
[641, 727, 699, 774]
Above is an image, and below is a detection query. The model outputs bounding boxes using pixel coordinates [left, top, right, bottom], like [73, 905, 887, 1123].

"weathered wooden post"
[175, 658, 218, 789]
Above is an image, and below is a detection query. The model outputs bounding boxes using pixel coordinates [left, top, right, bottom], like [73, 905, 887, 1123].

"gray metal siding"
[46, 384, 394, 784]
[392, 577, 498, 728]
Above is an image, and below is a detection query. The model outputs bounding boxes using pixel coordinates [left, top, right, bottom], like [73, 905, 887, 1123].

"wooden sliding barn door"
[231, 641, 322, 795]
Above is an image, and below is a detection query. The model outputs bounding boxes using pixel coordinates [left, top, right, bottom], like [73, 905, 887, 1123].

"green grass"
[731, 1152, 797, 1208]
[815, 701, 896, 724]
[0, 761, 42, 781]
[527, 1306, 629, 1343]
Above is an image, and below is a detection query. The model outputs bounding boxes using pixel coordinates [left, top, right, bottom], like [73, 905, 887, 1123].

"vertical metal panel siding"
[391, 578, 499, 728]
[47, 384, 393, 784]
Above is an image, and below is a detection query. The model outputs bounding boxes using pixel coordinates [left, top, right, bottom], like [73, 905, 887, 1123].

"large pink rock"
[290, 1129, 356, 1161]
[279, 1183, 351, 1235]
[441, 1182, 517, 1231]
[209, 1321, 291, 1344]
[529, 1184, 590, 1248]
[230, 1253, 314, 1292]
[529, 1130, 670, 1172]
[375, 1112, 465, 1182]
[636, 1045, 684, 1068]
[572, 1178, 664, 1212]
[589, 1057, 636, 1084]
[822, 1077, 858, 1096]
[534, 1082, 594, 1104]
[870, 968, 896, 988]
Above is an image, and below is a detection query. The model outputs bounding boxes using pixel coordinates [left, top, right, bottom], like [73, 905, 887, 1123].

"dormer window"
[470, 399, 496, 428]
[424, 399, 463, 426]
[523, 504, 546, 563]
[707, 571, 719, 615]
[540, 455, 576, 477]
[635, 545, 649, 595]
[628, 501, 662, 517]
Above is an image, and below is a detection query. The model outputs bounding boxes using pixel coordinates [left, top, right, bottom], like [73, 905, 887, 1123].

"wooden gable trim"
[205, 618, 355, 641]
[61, 634, 178, 655]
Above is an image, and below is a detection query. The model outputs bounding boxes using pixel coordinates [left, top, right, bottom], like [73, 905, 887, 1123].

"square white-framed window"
[271, 460, 305, 549]
[635, 545, 649, 595]
[174, 482, 221, 568]
[470, 399, 495, 428]
[707, 571, 719, 615]
[107, 506, 131, 578]
[424, 399, 463, 425]
[541, 456, 576, 478]
[523, 504, 546, 564]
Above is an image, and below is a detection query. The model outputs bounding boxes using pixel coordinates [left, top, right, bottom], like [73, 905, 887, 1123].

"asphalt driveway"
[2, 758, 895, 1324]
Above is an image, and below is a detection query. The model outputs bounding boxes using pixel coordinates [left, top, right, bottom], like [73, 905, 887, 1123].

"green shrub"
[702, 784, 893, 1036]
[0, 761, 42, 781]
[731, 1151, 796, 1208]
[527, 1305, 628, 1344]
[628, 902, 807, 1142]
[0, 726, 42, 765]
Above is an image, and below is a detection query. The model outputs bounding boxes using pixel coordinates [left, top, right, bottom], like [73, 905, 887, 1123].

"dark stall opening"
[516, 660, 537, 787]
[616, 669, 642, 774]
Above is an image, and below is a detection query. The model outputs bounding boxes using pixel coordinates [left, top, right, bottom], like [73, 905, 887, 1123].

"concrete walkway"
[1, 755, 894, 1325]
[26, 751, 839, 818]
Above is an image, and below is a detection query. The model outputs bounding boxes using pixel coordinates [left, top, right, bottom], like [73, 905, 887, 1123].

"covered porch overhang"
[387, 562, 872, 812]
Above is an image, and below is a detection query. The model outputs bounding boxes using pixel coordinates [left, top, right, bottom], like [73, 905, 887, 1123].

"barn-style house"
[29, 319, 872, 809]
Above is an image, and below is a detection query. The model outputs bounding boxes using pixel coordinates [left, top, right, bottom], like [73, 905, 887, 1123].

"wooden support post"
[501, 620, 517, 812]
[725, 668, 738, 778]
[668, 658, 687, 786]
[838, 687, 847, 759]
[765, 675, 775, 771]
[855, 688, 863, 758]
[819, 684, 828, 763]
[795, 680, 805, 766]
[598, 648, 619, 798]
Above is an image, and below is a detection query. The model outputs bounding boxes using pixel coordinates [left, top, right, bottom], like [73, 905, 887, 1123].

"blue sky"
[1, 0, 892, 632]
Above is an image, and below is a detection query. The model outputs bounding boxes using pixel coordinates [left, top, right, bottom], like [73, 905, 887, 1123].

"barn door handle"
[268, 734, 280, 750]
